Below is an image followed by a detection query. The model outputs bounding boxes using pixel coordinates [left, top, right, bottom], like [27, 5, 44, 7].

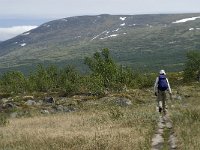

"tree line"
[0, 49, 199, 95]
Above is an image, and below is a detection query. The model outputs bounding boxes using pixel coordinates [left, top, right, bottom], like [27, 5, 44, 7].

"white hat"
[159, 70, 166, 75]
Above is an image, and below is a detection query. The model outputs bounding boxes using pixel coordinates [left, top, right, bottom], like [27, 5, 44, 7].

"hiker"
[154, 70, 172, 114]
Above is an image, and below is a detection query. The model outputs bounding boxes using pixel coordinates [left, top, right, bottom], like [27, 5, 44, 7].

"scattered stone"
[41, 109, 50, 114]
[36, 100, 43, 106]
[56, 105, 64, 112]
[166, 122, 173, 129]
[53, 105, 76, 113]
[169, 134, 177, 149]
[43, 97, 55, 104]
[173, 95, 182, 100]
[0, 98, 9, 103]
[23, 96, 34, 100]
[2, 103, 15, 109]
[25, 100, 36, 106]
[7, 97, 14, 101]
[152, 134, 164, 149]
[10, 112, 18, 118]
[158, 122, 165, 129]
[156, 128, 164, 134]
[115, 97, 132, 106]
[63, 106, 76, 112]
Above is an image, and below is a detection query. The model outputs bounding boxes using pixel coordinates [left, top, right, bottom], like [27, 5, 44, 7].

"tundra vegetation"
[0, 49, 199, 149]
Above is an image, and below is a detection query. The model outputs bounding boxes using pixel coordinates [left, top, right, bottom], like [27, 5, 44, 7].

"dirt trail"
[151, 113, 177, 150]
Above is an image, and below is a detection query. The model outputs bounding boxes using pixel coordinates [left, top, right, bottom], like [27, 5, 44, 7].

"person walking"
[154, 70, 172, 114]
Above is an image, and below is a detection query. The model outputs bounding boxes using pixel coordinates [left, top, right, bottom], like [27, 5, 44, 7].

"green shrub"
[0, 113, 9, 126]
[183, 51, 200, 82]
[0, 71, 27, 93]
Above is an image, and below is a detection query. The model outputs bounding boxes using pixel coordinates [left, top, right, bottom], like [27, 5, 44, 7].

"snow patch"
[172, 16, 200, 23]
[196, 28, 200, 30]
[189, 28, 194, 31]
[106, 31, 110, 35]
[169, 41, 176, 44]
[120, 17, 126, 21]
[22, 32, 30, 35]
[91, 31, 108, 41]
[113, 28, 120, 32]
[146, 24, 152, 28]
[100, 34, 119, 40]
[123, 33, 127, 35]
[109, 34, 118, 37]
[20, 43, 26, 47]
[43, 24, 50, 27]
[75, 36, 81, 39]
[120, 23, 126, 26]
[61, 18, 68, 22]
[128, 24, 136, 27]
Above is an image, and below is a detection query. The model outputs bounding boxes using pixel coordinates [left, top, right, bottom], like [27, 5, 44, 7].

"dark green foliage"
[85, 48, 118, 88]
[84, 49, 155, 91]
[183, 51, 200, 82]
[0, 49, 163, 95]
[28, 64, 58, 92]
[58, 66, 80, 95]
[0, 71, 27, 93]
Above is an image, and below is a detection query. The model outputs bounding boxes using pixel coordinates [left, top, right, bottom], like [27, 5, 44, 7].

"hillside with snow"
[0, 13, 200, 73]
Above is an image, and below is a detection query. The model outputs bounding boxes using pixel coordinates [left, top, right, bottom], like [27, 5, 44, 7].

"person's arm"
[154, 77, 159, 94]
[166, 78, 172, 94]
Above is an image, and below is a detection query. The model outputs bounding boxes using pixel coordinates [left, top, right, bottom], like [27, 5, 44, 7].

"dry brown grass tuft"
[0, 92, 157, 150]
[170, 85, 200, 150]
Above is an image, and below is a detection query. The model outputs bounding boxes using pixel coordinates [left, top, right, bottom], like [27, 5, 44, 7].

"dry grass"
[0, 92, 157, 150]
[170, 84, 200, 150]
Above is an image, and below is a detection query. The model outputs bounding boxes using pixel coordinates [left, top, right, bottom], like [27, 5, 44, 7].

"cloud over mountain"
[0, 26, 37, 41]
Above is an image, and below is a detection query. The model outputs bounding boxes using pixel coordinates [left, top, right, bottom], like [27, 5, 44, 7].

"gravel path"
[151, 113, 177, 150]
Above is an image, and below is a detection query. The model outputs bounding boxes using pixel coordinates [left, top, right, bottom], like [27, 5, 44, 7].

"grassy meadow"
[0, 84, 199, 149]
[170, 84, 200, 150]
[0, 89, 158, 150]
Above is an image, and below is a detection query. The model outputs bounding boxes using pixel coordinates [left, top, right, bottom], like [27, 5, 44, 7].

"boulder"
[43, 97, 55, 104]
[63, 106, 76, 112]
[2, 103, 16, 109]
[25, 100, 36, 106]
[56, 105, 64, 112]
[0, 98, 9, 104]
[40, 109, 50, 114]
[115, 97, 132, 106]
[10, 112, 18, 118]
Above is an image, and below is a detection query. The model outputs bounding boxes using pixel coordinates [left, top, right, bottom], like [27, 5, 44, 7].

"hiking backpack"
[158, 75, 168, 91]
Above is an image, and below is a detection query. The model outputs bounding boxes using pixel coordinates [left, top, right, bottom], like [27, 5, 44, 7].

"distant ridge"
[0, 13, 200, 73]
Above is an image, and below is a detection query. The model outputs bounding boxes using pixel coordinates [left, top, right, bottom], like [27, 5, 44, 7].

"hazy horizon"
[1, 0, 200, 41]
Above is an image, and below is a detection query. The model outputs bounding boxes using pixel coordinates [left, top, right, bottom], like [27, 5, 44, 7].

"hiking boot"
[159, 107, 162, 113]
[163, 111, 167, 115]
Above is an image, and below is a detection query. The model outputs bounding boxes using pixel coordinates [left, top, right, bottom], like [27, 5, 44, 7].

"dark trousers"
[157, 90, 167, 113]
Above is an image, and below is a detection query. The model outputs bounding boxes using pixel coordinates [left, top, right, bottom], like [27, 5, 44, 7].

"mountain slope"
[0, 13, 200, 73]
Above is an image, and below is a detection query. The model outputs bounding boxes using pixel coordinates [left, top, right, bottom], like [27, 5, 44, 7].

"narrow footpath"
[151, 113, 177, 150]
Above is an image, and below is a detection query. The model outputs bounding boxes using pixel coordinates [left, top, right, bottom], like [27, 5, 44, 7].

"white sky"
[1, 0, 200, 19]
[0, 0, 200, 41]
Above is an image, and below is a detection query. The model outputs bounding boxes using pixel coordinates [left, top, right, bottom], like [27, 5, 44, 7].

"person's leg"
[162, 91, 167, 114]
[157, 90, 162, 113]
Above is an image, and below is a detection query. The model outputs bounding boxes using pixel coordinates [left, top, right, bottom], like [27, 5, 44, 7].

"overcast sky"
[0, 0, 200, 41]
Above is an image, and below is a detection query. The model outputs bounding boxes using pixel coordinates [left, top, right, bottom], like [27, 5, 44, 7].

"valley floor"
[0, 85, 199, 150]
